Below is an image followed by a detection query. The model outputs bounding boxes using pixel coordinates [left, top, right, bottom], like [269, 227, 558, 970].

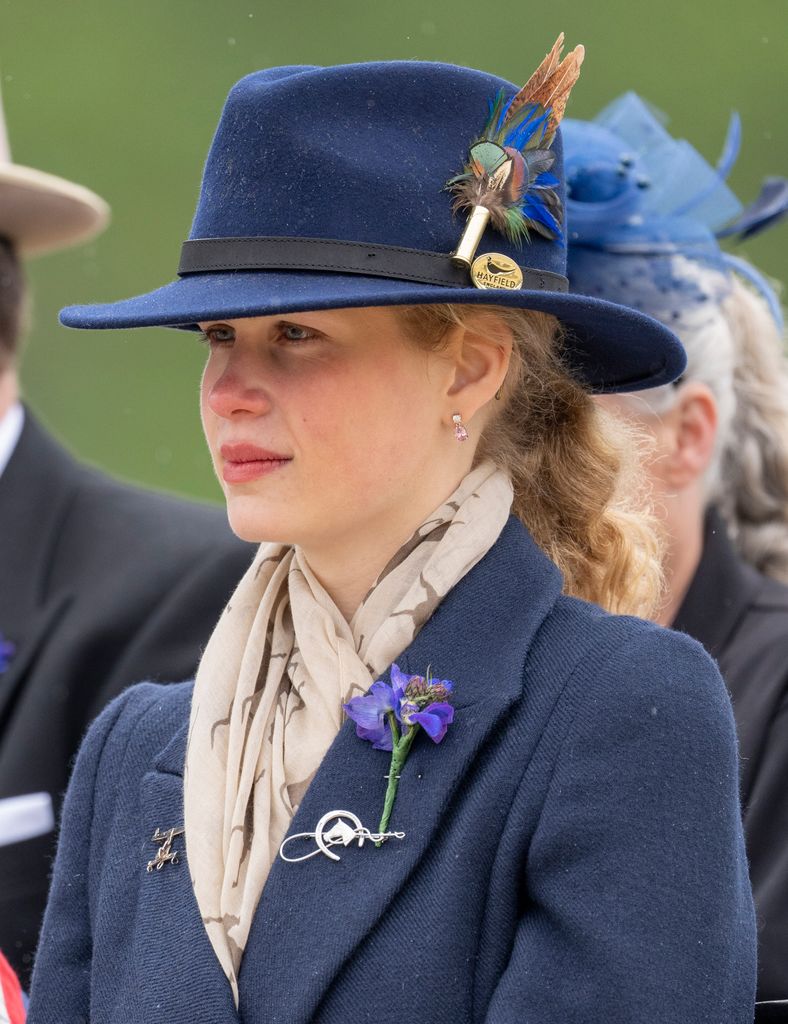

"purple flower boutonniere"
[343, 664, 455, 837]
[0, 634, 15, 675]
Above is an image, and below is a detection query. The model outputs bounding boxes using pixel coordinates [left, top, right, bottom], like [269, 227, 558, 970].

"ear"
[659, 382, 718, 489]
[444, 315, 513, 426]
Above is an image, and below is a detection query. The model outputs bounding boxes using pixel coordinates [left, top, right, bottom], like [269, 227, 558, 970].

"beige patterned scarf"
[184, 461, 513, 1003]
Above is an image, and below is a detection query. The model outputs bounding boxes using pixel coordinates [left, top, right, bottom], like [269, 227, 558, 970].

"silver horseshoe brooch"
[278, 810, 405, 863]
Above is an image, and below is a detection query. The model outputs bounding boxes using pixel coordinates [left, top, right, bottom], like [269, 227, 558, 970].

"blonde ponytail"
[399, 303, 662, 617]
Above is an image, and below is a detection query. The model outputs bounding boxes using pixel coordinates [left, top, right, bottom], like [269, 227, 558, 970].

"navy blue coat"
[27, 518, 756, 1023]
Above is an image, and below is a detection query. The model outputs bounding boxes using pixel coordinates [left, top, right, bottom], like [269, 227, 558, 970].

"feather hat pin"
[448, 34, 584, 272]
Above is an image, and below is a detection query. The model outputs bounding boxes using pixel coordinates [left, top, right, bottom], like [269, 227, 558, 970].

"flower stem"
[386, 710, 401, 747]
[376, 726, 418, 843]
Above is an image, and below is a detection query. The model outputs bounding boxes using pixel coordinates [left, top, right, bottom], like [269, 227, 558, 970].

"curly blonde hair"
[397, 303, 662, 617]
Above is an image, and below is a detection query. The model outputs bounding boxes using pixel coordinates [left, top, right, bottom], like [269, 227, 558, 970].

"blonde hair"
[637, 273, 788, 583]
[398, 303, 662, 617]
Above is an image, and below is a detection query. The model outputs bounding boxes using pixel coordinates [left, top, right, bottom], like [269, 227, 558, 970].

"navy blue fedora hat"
[60, 59, 686, 393]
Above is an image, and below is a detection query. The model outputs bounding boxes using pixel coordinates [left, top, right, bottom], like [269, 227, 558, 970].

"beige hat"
[0, 84, 109, 257]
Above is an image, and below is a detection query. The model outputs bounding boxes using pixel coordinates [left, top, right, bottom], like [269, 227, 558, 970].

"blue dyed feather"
[448, 95, 564, 243]
[446, 36, 583, 247]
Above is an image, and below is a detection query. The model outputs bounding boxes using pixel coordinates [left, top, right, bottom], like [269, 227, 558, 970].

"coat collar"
[672, 506, 762, 660]
[0, 402, 24, 478]
[149, 516, 563, 1024]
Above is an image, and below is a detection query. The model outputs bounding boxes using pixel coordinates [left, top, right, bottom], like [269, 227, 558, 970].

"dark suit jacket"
[673, 508, 788, 1002]
[27, 517, 756, 1023]
[0, 410, 254, 980]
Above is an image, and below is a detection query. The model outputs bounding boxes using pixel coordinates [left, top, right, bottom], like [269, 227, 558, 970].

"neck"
[655, 486, 705, 627]
[0, 368, 19, 421]
[303, 541, 399, 622]
[300, 464, 475, 621]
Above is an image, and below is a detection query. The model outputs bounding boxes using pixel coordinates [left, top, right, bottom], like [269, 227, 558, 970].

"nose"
[203, 350, 272, 420]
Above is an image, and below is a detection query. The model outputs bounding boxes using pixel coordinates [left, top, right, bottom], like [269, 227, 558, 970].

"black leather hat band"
[178, 236, 569, 292]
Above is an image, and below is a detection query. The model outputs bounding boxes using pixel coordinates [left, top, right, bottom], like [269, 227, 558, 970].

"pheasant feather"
[508, 33, 585, 146]
[447, 34, 584, 246]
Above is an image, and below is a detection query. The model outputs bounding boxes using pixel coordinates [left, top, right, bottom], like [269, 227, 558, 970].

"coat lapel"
[0, 595, 72, 739]
[138, 715, 240, 1023]
[0, 411, 79, 628]
[0, 410, 82, 737]
[240, 517, 562, 1024]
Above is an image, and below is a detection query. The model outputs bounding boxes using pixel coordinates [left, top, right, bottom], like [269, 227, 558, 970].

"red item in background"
[0, 950, 26, 1023]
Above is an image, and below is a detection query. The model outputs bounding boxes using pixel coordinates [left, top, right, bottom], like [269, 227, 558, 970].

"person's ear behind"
[664, 382, 719, 490]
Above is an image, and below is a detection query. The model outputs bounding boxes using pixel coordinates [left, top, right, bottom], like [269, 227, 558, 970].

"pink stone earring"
[452, 413, 469, 442]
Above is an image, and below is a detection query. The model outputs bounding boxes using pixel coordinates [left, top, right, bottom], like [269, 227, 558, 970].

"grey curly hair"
[637, 269, 788, 582]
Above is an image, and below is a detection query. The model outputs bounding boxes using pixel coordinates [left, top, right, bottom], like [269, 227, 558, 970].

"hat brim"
[59, 268, 685, 393]
[0, 164, 110, 256]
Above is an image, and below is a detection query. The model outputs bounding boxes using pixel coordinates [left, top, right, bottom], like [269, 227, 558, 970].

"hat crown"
[60, 60, 688, 395]
[190, 61, 567, 279]
[0, 77, 109, 255]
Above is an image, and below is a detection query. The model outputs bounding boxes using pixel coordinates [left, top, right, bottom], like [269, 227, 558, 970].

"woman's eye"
[199, 325, 235, 346]
[279, 322, 317, 343]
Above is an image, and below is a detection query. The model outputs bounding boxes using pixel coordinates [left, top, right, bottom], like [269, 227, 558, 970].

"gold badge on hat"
[470, 253, 523, 290]
[445, 33, 584, 288]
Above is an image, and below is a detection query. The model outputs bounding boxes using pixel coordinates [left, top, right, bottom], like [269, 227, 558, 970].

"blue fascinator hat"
[60, 57, 688, 392]
[564, 92, 787, 335]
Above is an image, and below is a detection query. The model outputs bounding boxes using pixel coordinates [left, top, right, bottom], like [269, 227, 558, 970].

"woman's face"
[199, 307, 467, 552]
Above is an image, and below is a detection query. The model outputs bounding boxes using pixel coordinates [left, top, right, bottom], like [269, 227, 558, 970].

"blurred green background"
[3, 0, 786, 503]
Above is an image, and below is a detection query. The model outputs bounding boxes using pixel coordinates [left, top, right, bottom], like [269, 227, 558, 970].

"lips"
[219, 443, 292, 484]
